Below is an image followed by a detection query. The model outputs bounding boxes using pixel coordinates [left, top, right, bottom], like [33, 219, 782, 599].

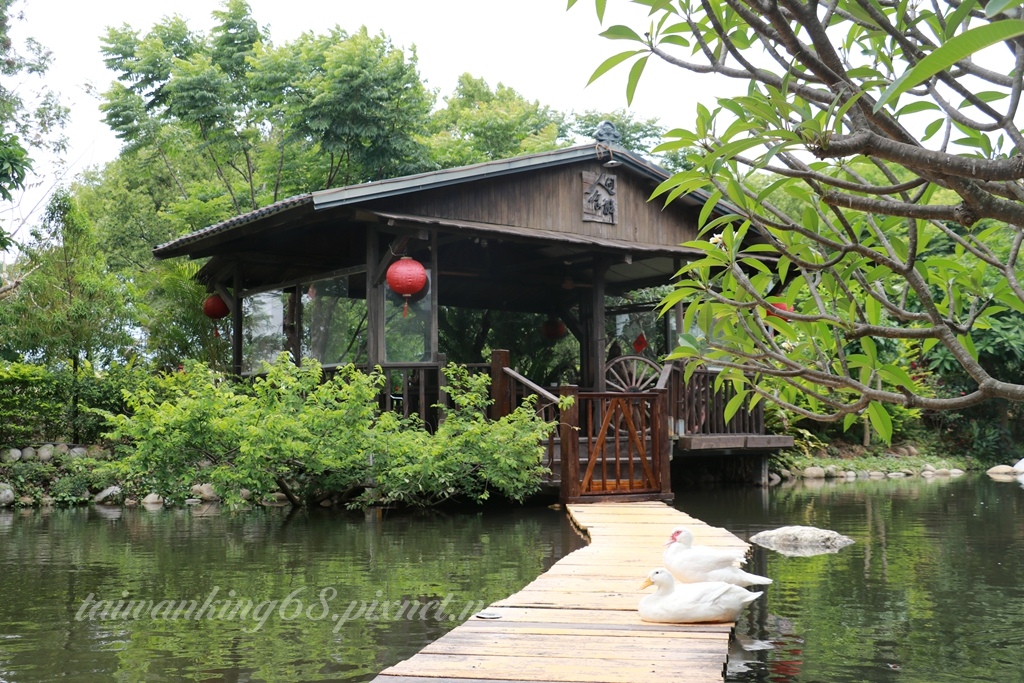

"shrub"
[101, 355, 558, 508]
[0, 360, 147, 446]
[370, 366, 554, 507]
[0, 363, 62, 446]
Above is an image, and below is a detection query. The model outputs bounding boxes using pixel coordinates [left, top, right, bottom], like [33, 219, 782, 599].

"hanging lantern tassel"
[213, 323, 220, 339]
[633, 333, 648, 354]
[385, 257, 428, 318]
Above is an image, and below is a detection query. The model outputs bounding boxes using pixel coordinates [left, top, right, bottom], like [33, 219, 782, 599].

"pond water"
[678, 474, 1024, 683]
[0, 505, 583, 682]
[2, 476, 1021, 682]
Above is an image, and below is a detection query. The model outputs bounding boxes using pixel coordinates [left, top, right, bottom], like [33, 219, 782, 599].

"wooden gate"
[559, 388, 673, 503]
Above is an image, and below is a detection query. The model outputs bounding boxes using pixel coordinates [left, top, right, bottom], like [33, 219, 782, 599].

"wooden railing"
[658, 363, 765, 437]
[558, 386, 672, 503]
[375, 358, 448, 424]
[490, 350, 562, 468]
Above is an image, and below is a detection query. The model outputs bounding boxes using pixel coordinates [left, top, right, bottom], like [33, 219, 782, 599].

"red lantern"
[386, 257, 427, 317]
[202, 294, 230, 320]
[767, 302, 793, 319]
[541, 317, 567, 341]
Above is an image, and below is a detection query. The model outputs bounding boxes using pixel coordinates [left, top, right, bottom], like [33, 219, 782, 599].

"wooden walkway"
[370, 502, 751, 683]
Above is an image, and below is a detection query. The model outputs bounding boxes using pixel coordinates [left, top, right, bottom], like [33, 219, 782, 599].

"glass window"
[385, 268, 432, 363]
[302, 276, 368, 367]
[243, 291, 287, 373]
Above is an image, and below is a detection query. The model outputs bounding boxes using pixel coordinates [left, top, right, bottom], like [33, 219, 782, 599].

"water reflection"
[0, 505, 583, 682]
[678, 475, 1024, 682]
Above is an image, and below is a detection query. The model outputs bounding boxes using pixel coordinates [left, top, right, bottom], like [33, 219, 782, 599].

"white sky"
[3, 0, 746, 236]
[31, 0, 713, 164]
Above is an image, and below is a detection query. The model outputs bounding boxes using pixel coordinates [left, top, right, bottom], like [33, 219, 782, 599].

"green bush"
[0, 360, 146, 446]
[49, 472, 92, 505]
[101, 355, 558, 508]
[370, 366, 554, 507]
[0, 363, 63, 446]
[0, 461, 56, 501]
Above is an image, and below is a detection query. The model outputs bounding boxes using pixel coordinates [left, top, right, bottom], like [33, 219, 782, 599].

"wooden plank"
[371, 502, 749, 683]
[460, 622, 732, 638]
[381, 653, 725, 683]
[677, 435, 748, 450]
[462, 606, 728, 628]
[373, 677, 582, 683]
[423, 632, 728, 659]
[744, 435, 795, 448]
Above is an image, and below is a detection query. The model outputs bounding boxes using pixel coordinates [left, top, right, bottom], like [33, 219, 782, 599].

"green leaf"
[843, 412, 860, 431]
[984, 0, 1021, 18]
[596, 0, 607, 23]
[875, 20, 1024, 111]
[724, 391, 747, 422]
[879, 363, 915, 388]
[896, 101, 941, 115]
[600, 25, 644, 41]
[944, 0, 978, 37]
[587, 50, 643, 86]
[861, 336, 878, 363]
[959, 333, 978, 360]
[658, 35, 691, 48]
[922, 118, 945, 142]
[867, 402, 893, 444]
[698, 189, 722, 228]
[626, 55, 650, 105]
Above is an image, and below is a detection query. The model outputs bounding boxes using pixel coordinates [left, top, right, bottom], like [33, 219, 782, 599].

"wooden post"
[591, 258, 609, 392]
[560, 385, 580, 503]
[656, 388, 673, 499]
[231, 269, 243, 376]
[285, 285, 302, 365]
[578, 292, 592, 390]
[437, 353, 448, 424]
[429, 230, 439, 363]
[490, 349, 511, 420]
[366, 227, 385, 368]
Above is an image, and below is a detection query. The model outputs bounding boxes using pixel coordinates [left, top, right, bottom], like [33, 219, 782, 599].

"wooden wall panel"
[367, 162, 700, 249]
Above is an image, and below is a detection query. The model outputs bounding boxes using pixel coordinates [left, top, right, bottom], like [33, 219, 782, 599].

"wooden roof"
[153, 143, 726, 307]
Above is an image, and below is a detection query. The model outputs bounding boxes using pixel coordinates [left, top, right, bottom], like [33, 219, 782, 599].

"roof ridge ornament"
[593, 120, 623, 144]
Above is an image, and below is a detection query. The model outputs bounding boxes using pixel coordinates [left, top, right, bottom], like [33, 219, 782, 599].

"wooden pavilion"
[154, 129, 791, 502]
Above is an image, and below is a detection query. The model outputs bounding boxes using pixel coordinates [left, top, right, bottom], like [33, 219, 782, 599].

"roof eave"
[311, 144, 667, 210]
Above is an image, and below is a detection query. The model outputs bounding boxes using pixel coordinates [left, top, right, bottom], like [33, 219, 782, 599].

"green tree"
[575, 0, 1024, 441]
[0, 189, 135, 366]
[100, 2, 435, 211]
[0, 0, 70, 249]
[426, 73, 568, 167]
[0, 189, 135, 440]
[570, 107, 694, 171]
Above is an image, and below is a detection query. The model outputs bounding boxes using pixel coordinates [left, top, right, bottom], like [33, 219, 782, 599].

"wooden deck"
[370, 502, 751, 683]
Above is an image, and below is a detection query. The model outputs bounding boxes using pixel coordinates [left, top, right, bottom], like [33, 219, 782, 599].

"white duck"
[664, 526, 772, 587]
[638, 568, 762, 623]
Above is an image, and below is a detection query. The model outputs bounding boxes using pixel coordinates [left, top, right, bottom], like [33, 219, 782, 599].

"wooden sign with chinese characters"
[582, 172, 617, 224]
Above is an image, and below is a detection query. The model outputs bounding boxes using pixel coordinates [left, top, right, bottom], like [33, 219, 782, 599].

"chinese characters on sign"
[582, 172, 617, 224]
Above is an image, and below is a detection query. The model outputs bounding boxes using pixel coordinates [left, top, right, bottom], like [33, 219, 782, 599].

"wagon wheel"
[605, 355, 662, 393]
[603, 355, 662, 441]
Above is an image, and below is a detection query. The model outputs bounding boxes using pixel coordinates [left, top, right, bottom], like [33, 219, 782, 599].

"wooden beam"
[213, 282, 235, 315]
[240, 264, 367, 299]
[373, 234, 412, 286]
[557, 305, 584, 343]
